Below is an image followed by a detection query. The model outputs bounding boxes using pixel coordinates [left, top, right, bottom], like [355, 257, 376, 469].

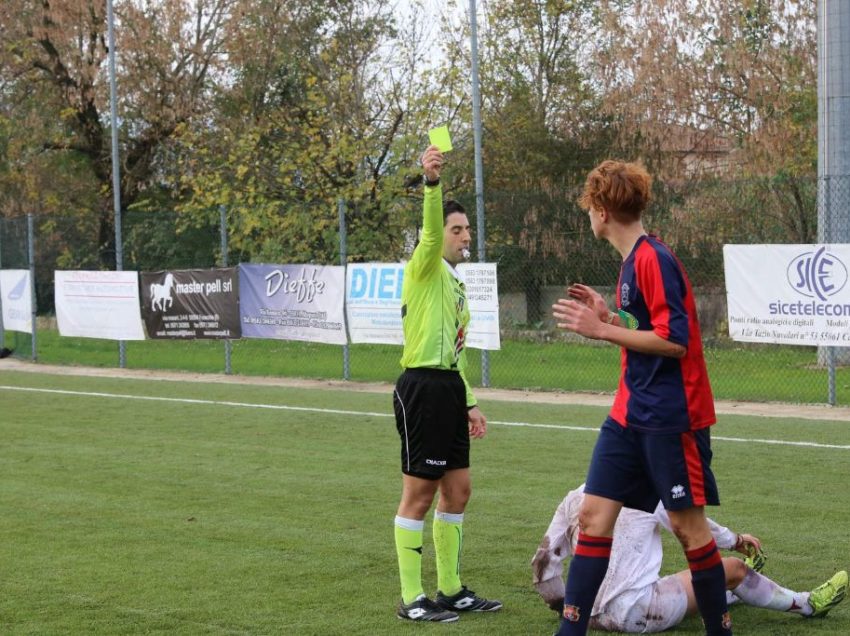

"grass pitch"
[1, 368, 848, 634]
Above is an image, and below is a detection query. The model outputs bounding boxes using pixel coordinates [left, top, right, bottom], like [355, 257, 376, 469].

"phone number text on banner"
[457, 262, 501, 350]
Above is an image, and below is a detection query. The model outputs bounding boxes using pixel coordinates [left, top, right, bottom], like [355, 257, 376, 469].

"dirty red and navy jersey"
[609, 235, 716, 433]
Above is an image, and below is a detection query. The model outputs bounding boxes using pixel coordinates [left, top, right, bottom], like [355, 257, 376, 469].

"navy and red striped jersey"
[609, 235, 716, 433]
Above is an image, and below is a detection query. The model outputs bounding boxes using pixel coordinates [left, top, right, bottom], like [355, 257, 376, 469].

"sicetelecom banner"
[0, 269, 33, 334]
[54, 270, 145, 340]
[140, 268, 240, 339]
[239, 264, 346, 344]
[724, 244, 850, 346]
[345, 262, 500, 350]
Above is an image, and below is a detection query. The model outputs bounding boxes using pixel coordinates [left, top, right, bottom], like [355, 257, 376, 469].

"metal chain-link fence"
[1, 176, 848, 405]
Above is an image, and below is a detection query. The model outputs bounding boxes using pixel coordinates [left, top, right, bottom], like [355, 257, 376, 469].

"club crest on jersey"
[563, 604, 581, 622]
[620, 283, 630, 307]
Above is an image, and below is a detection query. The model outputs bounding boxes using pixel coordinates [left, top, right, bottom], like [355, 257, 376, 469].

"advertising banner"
[0, 269, 33, 334]
[724, 244, 850, 346]
[54, 270, 145, 340]
[345, 262, 405, 345]
[457, 262, 501, 350]
[140, 268, 241, 339]
[345, 262, 500, 350]
[239, 264, 347, 344]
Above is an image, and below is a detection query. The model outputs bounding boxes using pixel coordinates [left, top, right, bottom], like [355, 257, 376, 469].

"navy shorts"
[393, 368, 470, 480]
[585, 417, 720, 512]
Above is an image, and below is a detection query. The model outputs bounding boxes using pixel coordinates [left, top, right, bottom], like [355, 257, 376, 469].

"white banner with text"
[345, 262, 405, 345]
[457, 262, 501, 350]
[55, 270, 146, 340]
[724, 244, 850, 346]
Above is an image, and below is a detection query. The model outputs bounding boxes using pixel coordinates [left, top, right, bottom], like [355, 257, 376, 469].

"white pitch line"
[490, 419, 850, 449]
[2, 385, 850, 450]
[711, 435, 850, 450]
[0, 385, 392, 418]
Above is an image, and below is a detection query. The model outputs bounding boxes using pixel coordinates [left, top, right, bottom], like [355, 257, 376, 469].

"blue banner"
[239, 264, 347, 344]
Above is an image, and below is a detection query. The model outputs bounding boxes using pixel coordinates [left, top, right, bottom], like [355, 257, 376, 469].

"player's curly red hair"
[578, 160, 652, 222]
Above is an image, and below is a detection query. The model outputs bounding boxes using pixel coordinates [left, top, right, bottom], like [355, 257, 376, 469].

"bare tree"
[593, 0, 817, 242]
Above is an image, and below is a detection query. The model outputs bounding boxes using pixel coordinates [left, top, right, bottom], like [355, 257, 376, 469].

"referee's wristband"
[467, 404, 477, 411]
[423, 176, 440, 187]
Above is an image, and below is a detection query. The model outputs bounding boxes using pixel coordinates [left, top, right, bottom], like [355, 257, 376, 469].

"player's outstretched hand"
[552, 298, 604, 339]
[567, 284, 609, 322]
[468, 406, 487, 439]
[421, 145, 443, 183]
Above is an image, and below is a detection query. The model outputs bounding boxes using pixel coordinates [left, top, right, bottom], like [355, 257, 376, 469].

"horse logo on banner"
[150, 273, 175, 311]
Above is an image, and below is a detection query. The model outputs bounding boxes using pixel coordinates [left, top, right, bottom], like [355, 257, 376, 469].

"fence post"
[107, 0, 126, 370]
[338, 198, 350, 381]
[220, 204, 232, 375]
[27, 214, 37, 361]
[469, 0, 490, 388]
[815, 176, 837, 405]
[824, 178, 836, 405]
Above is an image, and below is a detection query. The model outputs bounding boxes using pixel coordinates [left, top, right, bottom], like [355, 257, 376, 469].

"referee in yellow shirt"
[392, 145, 502, 622]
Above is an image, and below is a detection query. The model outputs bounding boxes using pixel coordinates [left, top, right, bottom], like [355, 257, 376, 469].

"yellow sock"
[394, 516, 425, 604]
[433, 511, 463, 596]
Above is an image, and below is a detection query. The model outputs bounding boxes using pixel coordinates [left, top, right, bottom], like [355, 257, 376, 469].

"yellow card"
[428, 125, 453, 152]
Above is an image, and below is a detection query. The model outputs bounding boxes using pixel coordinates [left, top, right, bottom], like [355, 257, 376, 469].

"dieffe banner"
[724, 244, 850, 346]
[140, 268, 240, 339]
[345, 262, 501, 350]
[0, 269, 33, 334]
[54, 270, 145, 340]
[239, 264, 347, 344]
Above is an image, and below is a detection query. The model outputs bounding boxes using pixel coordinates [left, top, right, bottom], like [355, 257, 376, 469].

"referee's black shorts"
[392, 368, 470, 480]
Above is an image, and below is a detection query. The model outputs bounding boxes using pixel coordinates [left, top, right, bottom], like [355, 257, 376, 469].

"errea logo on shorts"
[671, 484, 686, 499]
[425, 459, 447, 466]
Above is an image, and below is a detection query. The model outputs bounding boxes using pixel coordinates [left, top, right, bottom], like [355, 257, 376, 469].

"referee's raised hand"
[421, 145, 443, 183]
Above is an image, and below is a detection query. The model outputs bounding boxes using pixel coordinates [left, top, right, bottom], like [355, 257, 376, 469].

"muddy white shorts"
[591, 574, 688, 634]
